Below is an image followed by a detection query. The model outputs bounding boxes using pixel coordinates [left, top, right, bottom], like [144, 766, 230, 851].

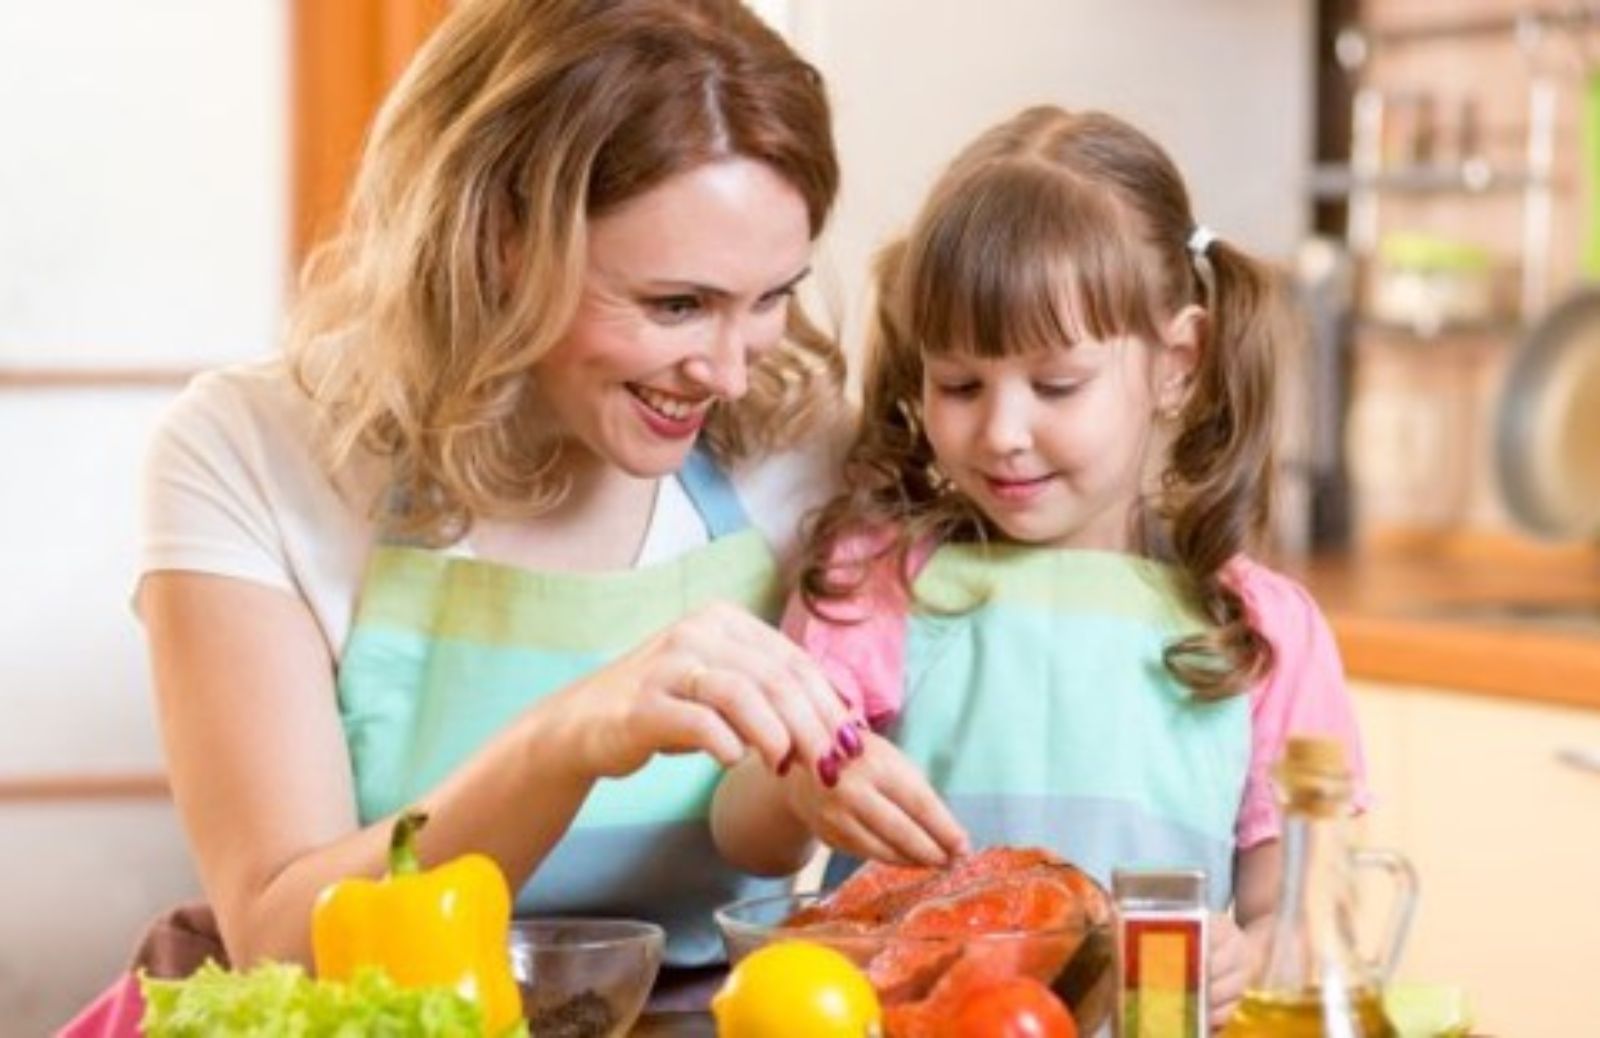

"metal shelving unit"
[1316, 8, 1586, 323]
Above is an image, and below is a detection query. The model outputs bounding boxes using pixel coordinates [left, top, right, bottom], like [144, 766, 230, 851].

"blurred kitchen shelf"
[1309, 161, 1545, 199]
[1356, 317, 1526, 342]
[1363, 7, 1600, 48]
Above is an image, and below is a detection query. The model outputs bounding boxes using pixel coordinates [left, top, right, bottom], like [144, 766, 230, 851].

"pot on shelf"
[1494, 70, 1600, 540]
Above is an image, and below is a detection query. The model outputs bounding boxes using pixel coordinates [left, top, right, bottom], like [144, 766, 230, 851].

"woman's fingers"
[875, 758, 970, 859]
[809, 743, 967, 867]
[816, 810, 912, 866]
[642, 690, 748, 767]
[839, 786, 952, 866]
[674, 660, 793, 769]
[660, 605, 854, 772]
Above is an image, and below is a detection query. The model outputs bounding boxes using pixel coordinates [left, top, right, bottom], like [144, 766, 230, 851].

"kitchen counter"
[1291, 533, 1600, 710]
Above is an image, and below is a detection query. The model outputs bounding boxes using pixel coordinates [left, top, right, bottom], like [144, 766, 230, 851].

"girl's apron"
[335, 448, 788, 968]
[886, 546, 1250, 909]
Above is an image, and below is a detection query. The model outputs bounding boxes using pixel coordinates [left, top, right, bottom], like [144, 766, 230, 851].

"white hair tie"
[1186, 225, 1218, 306]
[1187, 224, 1218, 257]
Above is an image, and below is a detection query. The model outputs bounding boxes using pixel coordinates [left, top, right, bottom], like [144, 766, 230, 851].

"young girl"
[711, 105, 1371, 1028]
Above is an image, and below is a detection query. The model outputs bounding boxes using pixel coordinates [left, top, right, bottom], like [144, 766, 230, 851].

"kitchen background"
[1, 1, 1595, 1035]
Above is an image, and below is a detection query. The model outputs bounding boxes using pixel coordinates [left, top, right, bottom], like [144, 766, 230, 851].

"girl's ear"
[1156, 303, 1205, 412]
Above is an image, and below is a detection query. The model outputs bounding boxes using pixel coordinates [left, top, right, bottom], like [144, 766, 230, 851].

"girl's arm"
[709, 756, 819, 876]
[711, 730, 969, 875]
[1209, 839, 1283, 1028]
[145, 573, 850, 967]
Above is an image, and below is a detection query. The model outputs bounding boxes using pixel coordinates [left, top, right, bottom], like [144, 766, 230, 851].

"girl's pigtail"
[1162, 240, 1290, 698]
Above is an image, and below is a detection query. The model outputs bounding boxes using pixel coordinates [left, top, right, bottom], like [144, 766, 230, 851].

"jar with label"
[1113, 868, 1207, 1038]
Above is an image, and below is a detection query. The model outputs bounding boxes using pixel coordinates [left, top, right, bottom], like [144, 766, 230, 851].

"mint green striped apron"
[879, 546, 1250, 909]
[336, 449, 788, 966]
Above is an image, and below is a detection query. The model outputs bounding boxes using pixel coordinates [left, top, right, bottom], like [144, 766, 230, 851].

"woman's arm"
[144, 571, 597, 968]
[145, 574, 851, 967]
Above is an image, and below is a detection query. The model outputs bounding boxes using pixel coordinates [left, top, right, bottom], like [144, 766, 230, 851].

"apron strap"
[679, 445, 750, 539]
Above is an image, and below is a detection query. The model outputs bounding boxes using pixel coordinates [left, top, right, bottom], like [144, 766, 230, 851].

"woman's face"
[533, 157, 813, 477]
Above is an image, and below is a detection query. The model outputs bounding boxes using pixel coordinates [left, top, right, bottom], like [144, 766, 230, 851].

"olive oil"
[1225, 990, 1396, 1037]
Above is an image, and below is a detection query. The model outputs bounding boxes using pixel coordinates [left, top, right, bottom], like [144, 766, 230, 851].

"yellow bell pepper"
[312, 808, 523, 1036]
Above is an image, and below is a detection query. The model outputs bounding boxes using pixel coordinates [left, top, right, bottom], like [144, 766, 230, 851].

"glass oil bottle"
[1221, 737, 1417, 1037]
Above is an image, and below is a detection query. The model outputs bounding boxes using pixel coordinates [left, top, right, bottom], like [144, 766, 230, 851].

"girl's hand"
[783, 730, 969, 866]
[560, 600, 856, 783]
[1207, 911, 1255, 1030]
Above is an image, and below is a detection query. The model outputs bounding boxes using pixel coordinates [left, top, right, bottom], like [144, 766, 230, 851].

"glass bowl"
[715, 891, 1114, 1034]
[507, 918, 664, 1038]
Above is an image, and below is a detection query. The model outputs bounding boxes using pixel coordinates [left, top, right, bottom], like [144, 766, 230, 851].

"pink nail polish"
[817, 753, 839, 788]
[837, 723, 863, 758]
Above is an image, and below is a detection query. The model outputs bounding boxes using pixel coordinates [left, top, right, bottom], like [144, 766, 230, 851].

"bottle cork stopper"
[1278, 735, 1350, 784]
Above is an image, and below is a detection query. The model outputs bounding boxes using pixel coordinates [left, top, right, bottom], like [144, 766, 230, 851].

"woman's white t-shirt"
[138, 361, 839, 657]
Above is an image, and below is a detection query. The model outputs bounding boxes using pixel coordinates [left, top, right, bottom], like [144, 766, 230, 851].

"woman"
[135, 0, 956, 995]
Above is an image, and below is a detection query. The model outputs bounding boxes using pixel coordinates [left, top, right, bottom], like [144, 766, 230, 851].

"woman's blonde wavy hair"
[288, 0, 843, 543]
[801, 105, 1293, 700]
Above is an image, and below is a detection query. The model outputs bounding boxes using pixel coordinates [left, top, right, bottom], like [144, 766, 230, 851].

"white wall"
[786, 0, 1314, 343]
[0, 3, 285, 1033]
[0, 0, 287, 368]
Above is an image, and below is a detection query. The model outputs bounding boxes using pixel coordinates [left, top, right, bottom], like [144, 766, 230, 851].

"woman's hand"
[560, 599, 858, 783]
[782, 730, 969, 866]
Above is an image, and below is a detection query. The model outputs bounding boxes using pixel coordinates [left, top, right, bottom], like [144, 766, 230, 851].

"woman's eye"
[646, 295, 704, 324]
[752, 287, 796, 314]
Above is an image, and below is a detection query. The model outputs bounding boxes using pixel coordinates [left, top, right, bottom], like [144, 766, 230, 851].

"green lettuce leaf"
[139, 960, 527, 1037]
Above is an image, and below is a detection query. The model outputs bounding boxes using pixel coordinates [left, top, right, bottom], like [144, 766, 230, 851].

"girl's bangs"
[908, 164, 1161, 359]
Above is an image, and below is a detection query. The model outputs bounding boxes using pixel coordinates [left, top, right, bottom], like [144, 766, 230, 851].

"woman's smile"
[626, 382, 712, 439]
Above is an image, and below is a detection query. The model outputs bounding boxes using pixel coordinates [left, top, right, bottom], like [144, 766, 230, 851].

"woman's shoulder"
[149, 359, 386, 525]
[157, 360, 317, 452]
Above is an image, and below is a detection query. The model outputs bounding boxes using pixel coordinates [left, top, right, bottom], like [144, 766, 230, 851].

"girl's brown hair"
[802, 105, 1290, 699]
[287, 0, 843, 542]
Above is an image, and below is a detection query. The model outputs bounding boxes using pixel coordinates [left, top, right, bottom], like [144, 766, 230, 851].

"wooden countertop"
[1289, 532, 1600, 711]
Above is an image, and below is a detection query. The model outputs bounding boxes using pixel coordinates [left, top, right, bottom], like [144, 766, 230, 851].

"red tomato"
[947, 976, 1078, 1038]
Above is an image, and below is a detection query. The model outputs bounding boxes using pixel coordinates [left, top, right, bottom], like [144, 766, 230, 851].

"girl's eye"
[933, 381, 981, 399]
[1035, 381, 1081, 399]
[646, 295, 704, 324]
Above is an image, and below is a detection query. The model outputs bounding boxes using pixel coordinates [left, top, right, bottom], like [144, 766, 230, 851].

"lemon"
[712, 940, 882, 1038]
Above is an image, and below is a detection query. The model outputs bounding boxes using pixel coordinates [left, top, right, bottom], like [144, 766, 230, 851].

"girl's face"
[921, 321, 1197, 551]
[533, 157, 813, 477]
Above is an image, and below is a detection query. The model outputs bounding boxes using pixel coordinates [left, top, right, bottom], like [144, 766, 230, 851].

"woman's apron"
[335, 448, 789, 968]
[881, 546, 1251, 909]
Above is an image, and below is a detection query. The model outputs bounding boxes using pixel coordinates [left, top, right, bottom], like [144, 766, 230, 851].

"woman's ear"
[1156, 304, 1205, 412]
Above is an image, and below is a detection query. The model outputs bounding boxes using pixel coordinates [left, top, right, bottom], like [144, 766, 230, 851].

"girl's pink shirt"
[781, 535, 1372, 849]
